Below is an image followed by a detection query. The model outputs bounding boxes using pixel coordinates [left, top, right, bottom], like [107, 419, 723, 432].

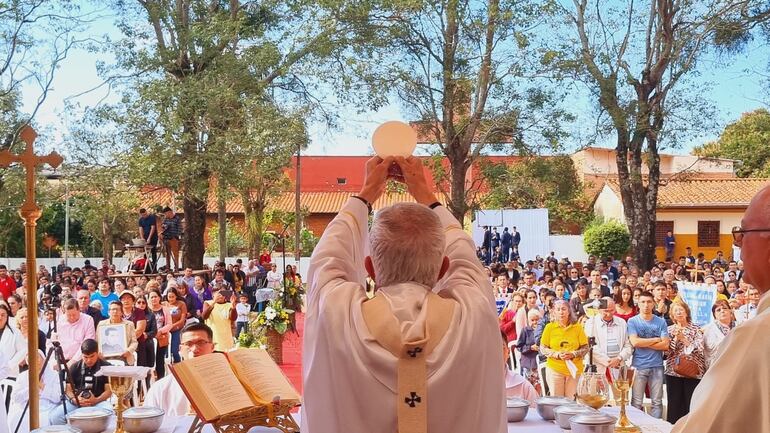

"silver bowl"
[553, 403, 596, 429]
[123, 406, 165, 433]
[535, 396, 573, 420]
[66, 407, 113, 433]
[569, 411, 617, 433]
[505, 398, 530, 422]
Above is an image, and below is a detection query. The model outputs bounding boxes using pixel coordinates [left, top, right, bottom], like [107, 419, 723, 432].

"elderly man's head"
[366, 203, 448, 288]
[737, 185, 770, 293]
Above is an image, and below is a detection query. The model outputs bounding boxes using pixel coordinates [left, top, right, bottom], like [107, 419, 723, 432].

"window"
[336, 177, 347, 185]
[698, 221, 720, 248]
[656, 221, 674, 247]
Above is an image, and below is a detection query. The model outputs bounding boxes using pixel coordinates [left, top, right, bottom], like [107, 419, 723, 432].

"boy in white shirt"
[235, 293, 251, 337]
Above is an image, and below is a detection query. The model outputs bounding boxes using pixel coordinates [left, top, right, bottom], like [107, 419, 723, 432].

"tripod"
[14, 342, 73, 433]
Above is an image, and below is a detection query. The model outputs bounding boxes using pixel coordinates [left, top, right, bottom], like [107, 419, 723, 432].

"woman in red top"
[499, 293, 524, 343]
[613, 286, 637, 321]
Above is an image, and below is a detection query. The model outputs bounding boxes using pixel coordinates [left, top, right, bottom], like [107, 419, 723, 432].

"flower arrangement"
[281, 276, 305, 312]
[256, 299, 293, 335]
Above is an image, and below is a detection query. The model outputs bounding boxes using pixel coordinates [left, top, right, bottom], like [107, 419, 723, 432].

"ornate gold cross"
[0, 125, 63, 430]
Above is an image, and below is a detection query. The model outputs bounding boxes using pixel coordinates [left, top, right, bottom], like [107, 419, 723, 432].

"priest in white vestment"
[302, 156, 506, 433]
[672, 186, 770, 433]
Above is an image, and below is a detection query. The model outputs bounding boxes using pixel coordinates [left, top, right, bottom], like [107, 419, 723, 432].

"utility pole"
[294, 143, 301, 271]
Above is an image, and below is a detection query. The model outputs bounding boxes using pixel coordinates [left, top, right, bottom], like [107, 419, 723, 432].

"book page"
[227, 349, 301, 405]
[170, 352, 255, 422]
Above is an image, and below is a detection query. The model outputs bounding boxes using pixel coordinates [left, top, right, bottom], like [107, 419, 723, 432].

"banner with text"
[677, 282, 718, 327]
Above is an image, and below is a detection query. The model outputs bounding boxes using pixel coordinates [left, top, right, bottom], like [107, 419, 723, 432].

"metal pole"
[64, 180, 69, 265]
[294, 144, 301, 272]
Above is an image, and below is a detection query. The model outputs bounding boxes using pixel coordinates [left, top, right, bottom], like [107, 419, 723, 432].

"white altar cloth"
[141, 405, 670, 433]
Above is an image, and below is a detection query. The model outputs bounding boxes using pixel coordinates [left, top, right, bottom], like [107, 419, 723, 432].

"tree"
[583, 220, 631, 259]
[69, 167, 140, 261]
[218, 101, 306, 259]
[559, 0, 743, 269]
[482, 155, 593, 233]
[695, 108, 770, 177]
[205, 219, 248, 258]
[100, 0, 371, 269]
[344, 0, 570, 224]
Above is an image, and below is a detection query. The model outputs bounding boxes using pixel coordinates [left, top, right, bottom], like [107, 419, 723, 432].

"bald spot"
[747, 185, 770, 225]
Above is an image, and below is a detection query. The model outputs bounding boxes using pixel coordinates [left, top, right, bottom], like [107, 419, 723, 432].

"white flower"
[265, 307, 277, 321]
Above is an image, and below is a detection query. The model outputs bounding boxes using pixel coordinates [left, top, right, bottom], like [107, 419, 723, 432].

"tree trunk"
[218, 188, 227, 261]
[182, 194, 207, 269]
[447, 153, 470, 225]
[245, 201, 266, 261]
[101, 216, 112, 262]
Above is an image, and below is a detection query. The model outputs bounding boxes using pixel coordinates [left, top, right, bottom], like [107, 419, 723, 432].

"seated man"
[144, 322, 215, 415]
[50, 339, 113, 424]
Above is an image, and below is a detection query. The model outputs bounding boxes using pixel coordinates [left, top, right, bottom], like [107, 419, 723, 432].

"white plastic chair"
[1, 377, 14, 411]
[507, 341, 517, 370]
[538, 360, 549, 397]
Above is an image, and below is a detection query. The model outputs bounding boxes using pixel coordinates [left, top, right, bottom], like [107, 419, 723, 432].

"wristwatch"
[351, 195, 373, 214]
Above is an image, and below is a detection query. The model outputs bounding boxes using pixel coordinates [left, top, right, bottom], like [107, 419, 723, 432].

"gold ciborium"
[96, 366, 152, 433]
[614, 366, 641, 432]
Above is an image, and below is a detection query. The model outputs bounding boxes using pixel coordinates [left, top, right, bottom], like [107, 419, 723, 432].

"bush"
[583, 220, 631, 259]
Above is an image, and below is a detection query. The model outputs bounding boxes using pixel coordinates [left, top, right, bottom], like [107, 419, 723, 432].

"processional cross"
[0, 125, 63, 430]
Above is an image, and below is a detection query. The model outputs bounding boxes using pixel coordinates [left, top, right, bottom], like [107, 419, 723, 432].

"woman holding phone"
[202, 288, 237, 351]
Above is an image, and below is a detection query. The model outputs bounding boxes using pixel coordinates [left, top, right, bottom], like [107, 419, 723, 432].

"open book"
[169, 348, 301, 423]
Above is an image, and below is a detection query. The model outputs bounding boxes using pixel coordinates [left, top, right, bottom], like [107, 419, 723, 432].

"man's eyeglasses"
[732, 226, 770, 245]
[180, 339, 211, 348]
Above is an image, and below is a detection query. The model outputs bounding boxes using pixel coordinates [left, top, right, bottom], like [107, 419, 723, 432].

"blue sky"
[20, 5, 770, 157]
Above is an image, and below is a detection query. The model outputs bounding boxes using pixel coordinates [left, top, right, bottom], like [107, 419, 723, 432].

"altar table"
[151, 405, 671, 433]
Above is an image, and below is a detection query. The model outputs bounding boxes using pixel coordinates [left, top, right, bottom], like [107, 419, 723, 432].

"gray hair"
[369, 202, 445, 288]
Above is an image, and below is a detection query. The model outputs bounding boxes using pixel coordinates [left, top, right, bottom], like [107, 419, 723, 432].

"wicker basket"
[266, 328, 284, 364]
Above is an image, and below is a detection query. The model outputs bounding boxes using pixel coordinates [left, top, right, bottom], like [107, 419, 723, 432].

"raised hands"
[357, 155, 438, 207]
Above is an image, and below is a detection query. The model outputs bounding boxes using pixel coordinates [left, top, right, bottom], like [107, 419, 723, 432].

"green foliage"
[482, 156, 593, 233]
[694, 109, 770, 178]
[283, 227, 319, 257]
[205, 219, 248, 257]
[583, 220, 631, 260]
[69, 168, 141, 260]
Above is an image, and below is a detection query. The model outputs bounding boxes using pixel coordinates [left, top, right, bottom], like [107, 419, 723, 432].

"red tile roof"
[604, 178, 770, 208]
[139, 188, 446, 214]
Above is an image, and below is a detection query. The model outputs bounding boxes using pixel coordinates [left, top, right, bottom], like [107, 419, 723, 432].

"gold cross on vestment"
[0, 125, 63, 430]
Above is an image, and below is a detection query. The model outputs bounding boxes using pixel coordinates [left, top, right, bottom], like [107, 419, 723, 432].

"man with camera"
[50, 339, 113, 425]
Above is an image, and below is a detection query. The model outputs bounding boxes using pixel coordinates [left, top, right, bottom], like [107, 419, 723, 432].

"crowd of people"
[488, 242, 756, 424]
[0, 254, 304, 432]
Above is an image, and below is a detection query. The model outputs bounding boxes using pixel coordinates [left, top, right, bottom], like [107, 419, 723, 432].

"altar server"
[302, 156, 506, 433]
[672, 186, 770, 433]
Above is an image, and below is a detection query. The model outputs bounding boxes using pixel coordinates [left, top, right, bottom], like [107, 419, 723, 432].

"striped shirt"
[162, 215, 182, 240]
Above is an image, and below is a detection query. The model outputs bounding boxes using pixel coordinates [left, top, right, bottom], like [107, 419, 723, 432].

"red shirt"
[0, 275, 16, 300]
[259, 253, 271, 264]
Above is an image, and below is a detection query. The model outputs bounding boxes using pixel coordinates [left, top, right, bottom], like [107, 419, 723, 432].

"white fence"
[548, 235, 588, 262]
[0, 255, 313, 274]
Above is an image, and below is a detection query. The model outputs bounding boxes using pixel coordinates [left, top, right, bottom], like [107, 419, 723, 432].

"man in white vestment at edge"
[672, 185, 770, 432]
[302, 156, 506, 433]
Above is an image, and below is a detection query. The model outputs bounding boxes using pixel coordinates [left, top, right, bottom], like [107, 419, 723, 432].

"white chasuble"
[302, 198, 506, 433]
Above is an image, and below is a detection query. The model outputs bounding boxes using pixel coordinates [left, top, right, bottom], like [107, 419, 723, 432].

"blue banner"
[677, 282, 718, 327]
[495, 296, 508, 315]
